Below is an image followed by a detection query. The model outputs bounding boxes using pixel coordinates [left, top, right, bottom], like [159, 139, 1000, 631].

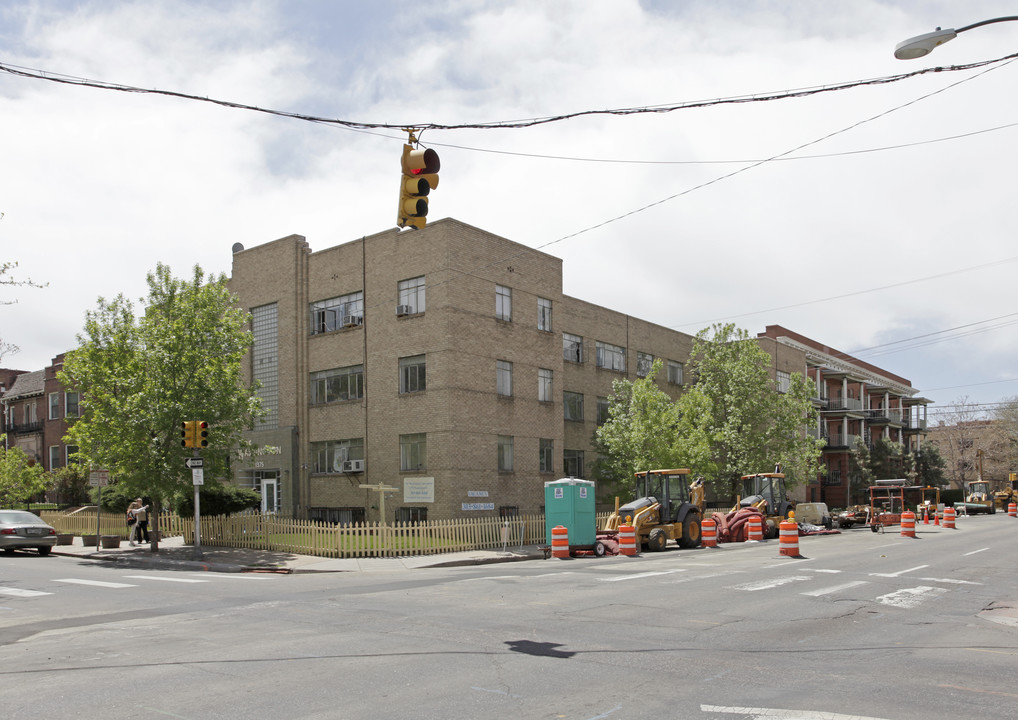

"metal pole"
[192, 450, 203, 560]
[96, 483, 102, 551]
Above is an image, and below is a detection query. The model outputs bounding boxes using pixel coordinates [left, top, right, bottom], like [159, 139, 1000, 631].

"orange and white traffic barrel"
[900, 510, 916, 538]
[551, 525, 570, 559]
[1008, 502, 1017, 518]
[943, 507, 957, 529]
[747, 515, 764, 542]
[701, 518, 718, 548]
[778, 516, 801, 558]
[618, 524, 638, 556]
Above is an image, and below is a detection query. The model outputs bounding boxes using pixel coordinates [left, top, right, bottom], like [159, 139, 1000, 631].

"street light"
[895, 16, 1018, 59]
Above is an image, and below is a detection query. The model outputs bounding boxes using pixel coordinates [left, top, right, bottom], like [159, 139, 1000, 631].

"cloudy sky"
[2, 1, 1017, 422]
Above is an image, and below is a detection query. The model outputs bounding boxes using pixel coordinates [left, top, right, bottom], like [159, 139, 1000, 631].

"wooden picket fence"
[37, 509, 611, 558]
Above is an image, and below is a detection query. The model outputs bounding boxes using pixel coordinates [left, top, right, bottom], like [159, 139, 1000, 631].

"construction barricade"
[618, 524, 638, 556]
[1009, 502, 1017, 518]
[943, 507, 957, 529]
[900, 510, 916, 538]
[551, 525, 570, 559]
[747, 515, 764, 542]
[701, 518, 718, 548]
[779, 516, 801, 558]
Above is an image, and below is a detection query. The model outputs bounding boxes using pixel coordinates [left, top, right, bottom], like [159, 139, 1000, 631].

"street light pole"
[895, 16, 1018, 59]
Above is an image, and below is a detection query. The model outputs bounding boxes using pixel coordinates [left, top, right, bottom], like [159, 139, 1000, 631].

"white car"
[0, 510, 58, 556]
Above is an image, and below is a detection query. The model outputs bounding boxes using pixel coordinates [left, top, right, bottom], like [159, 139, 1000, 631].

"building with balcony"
[757, 326, 930, 507]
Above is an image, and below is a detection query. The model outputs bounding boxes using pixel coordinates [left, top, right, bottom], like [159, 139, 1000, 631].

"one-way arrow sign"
[185, 457, 204, 469]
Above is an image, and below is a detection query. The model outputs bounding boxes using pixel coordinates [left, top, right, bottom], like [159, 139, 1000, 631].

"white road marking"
[875, 585, 948, 609]
[701, 704, 894, 719]
[804, 568, 841, 574]
[597, 569, 686, 582]
[729, 576, 811, 592]
[123, 575, 207, 583]
[963, 547, 989, 556]
[919, 577, 981, 585]
[869, 564, 929, 578]
[801, 580, 869, 597]
[0, 587, 52, 597]
[55, 578, 137, 588]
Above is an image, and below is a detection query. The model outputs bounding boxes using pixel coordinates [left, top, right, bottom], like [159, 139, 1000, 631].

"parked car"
[0, 510, 58, 556]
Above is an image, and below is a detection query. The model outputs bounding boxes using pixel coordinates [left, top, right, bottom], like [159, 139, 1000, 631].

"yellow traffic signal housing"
[196, 421, 209, 448]
[180, 421, 196, 448]
[398, 143, 440, 229]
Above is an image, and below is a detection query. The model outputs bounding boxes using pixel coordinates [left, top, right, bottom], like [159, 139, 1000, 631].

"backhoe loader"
[603, 469, 704, 551]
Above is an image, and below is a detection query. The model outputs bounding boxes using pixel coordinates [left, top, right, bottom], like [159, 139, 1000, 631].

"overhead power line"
[1, 52, 1017, 131]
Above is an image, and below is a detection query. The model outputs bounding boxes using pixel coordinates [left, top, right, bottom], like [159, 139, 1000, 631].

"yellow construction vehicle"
[603, 469, 705, 551]
[993, 476, 1017, 512]
[962, 480, 996, 514]
[736, 470, 795, 538]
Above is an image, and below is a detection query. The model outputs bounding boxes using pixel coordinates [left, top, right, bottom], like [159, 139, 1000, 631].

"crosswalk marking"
[729, 576, 810, 592]
[801, 580, 869, 597]
[598, 569, 686, 582]
[870, 564, 929, 578]
[55, 578, 137, 588]
[123, 575, 207, 584]
[0, 587, 51, 597]
[876, 586, 948, 609]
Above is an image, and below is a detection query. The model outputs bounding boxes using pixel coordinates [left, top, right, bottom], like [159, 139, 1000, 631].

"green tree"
[914, 443, 947, 488]
[0, 436, 49, 506]
[60, 264, 262, 546]
[175, 484, 260, 517]
[675, 323, 824, 498]
[593, 360, 690, 498]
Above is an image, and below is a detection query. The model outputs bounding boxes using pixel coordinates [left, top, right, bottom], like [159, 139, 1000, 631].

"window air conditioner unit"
[342, 459, 365, 473]
[395, 304, 412, 317]
[343, 314, 364, 327]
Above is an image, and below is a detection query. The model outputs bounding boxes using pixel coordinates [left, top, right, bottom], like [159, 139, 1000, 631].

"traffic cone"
[934, 511, 940, 526]
[922, 507, 929, 525]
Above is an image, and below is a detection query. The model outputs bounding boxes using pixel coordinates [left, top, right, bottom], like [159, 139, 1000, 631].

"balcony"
[827, 397, 863, 413]
[866, 408, 903, 424]
[826, 433, 860, 450]
[5, 421, 43, 435]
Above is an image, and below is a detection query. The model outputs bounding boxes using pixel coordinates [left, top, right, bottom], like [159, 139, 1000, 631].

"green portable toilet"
[544, 478, 596, 547]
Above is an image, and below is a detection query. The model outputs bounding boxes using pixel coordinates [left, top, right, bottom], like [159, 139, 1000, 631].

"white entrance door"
[261, 476, 278, 514]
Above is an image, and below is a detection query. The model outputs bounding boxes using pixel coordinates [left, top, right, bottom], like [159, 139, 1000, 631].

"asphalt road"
[2, 514, 1016, 720]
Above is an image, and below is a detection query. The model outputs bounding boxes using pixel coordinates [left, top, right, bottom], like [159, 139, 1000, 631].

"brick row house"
[1, 354, 81, 489]
[757, 327, 930, 507]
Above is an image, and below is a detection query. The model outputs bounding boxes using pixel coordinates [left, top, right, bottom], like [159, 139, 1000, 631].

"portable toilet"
[544, 478, 596, 547]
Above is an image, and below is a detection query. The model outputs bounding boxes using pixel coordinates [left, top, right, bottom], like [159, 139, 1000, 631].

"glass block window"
[252, 303, 278, 429]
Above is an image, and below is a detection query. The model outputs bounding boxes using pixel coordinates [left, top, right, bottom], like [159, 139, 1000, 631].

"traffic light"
[196, 421, 209, 448]
[180, 421, 196, 448]
[397, 142, 440, 229]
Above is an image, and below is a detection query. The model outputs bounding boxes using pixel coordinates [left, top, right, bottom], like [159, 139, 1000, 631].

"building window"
[399, 355, 427, 394]
[398, 276, 426, 315]
[65, 392, 79, 418]
[596, 397, 610, 426]
[667, 360, 684, 386]
[309, 507, 365, 525]
[396, 507, 428, 524]
[499, 505, 520, 518]
[497, 360, 513, 397]
[252, 303, 279, 430]
[48, 393, 60, 420]
[563, 332, 583, 363]
[539, 439, 554, 473]
[496, 284, 512, 321]
[66, 445, 79, 465]
[310, 291, 364, 335]
[777, 370, 791, 394]
[310, 365, 364, 405]
[563, 449, 585, 478]
[538, 298, 552, 331]
[49, 445, 61, 470]
[311, 438, 365, 474]
[636, 352, 654, 378]
[538, 368, 553, 403]
[563, 391, 584, 422]
[400, 433, 427, 471]
[498, 435, 514, 472]
[596, 341, 626, 372]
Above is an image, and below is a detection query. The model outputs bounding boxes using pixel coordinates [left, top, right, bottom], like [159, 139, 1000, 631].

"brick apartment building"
[757, 327, 930, 507]
[1, 354, 79, 475]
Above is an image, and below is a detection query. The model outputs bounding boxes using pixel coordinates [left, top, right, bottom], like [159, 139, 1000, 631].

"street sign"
[88, 469, 110, 487]
[192, 468, 204, 486]
[185, 457, 204, 469]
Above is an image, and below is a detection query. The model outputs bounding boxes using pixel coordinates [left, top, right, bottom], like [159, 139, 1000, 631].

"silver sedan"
[0, 510, 58, 556]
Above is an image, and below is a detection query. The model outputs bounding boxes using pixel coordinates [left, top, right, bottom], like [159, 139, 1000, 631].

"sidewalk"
[50, 535, 549, 574]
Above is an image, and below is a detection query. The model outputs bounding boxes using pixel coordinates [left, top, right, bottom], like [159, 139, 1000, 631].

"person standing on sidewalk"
[134, 499, 150, 544]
